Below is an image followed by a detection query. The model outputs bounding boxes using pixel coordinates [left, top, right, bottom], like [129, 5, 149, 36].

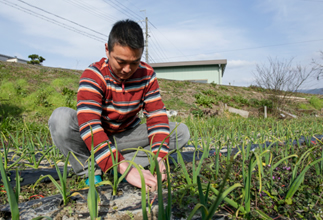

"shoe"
[85, 175, 102, 186]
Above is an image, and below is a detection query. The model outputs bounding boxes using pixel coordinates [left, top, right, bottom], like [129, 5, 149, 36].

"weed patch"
[309, 96, 323, 110]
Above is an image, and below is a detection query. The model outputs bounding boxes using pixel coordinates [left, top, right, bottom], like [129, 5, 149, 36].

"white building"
[0, 54, 28, 64]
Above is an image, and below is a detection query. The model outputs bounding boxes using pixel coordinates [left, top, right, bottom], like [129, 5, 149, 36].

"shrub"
[249, 98, 273, 108]
[219, 86, 229, 91]
[309, 96, 323, 110]
[249, 85, 265, 92]
[35, 88, 52, 107]
[201, 89, 217, 96]
[232, 95, 250, 106]
[194, 93, 215, 108]
[62, 87, 77, 108]
[217, 95, 231, 103]
[298, 103, 311, 110]
[191, 108, 204, 117]
[259, 99, 273, 108]
[210, 81, 217, 87]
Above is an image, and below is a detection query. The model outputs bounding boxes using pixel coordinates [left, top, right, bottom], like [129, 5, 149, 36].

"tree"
[312, 51, 323, 80]
[27, 54, 45, 65]
[253, 57, 316, 112]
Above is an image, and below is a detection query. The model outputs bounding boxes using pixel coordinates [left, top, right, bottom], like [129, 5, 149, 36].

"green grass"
[163, 96, 192, 110]
[0, 62, 80, 124]
[1, 115, 323, 219]
[309, 96, 323, 110]
[1, 61, 323, 219]
[298, 103, 312, 110]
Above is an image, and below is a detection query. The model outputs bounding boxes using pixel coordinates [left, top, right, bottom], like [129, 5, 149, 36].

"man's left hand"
[157, 157, 167, 182]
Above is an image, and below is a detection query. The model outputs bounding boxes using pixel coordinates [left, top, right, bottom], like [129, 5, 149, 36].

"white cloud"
[228, 60, 256, 69]
[0, 0, 322, 89]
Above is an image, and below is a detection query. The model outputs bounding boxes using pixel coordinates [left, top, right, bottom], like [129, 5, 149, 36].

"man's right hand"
[117, 161, 158, 191]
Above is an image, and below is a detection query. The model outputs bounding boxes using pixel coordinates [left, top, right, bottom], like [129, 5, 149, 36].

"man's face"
[105, 43, 143, 80]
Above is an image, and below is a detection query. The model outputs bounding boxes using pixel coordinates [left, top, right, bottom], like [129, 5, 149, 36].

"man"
[48, 19, 190, 191]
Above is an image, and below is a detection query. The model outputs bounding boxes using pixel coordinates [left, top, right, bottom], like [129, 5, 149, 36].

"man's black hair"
[108, 19, 144, 52]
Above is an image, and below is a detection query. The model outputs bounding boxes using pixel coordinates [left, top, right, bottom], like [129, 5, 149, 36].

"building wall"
[0, 54, 11, 62]
[0, 54, 28, 64]
[153, 64, 222, 84]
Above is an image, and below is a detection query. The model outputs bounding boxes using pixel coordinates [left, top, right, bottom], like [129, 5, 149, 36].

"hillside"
[298, 88, 323, 95]
[0, 61, 322, 127]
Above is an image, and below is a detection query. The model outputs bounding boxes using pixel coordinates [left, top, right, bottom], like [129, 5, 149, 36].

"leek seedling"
[269, 154, 298, 192]
[24, 146, 55, 169]
[244, 150, 270, 219]
[98, 142, 141, 196]
[33, 152, 79, 206]
[100, 159, 149, 220]
[6, 130, 23, 152]
[154, 155, 172, 220]
[187, 162, 242, 220]
[285, 156, 323, 204]
[191, 133, 211, 184]
[87, 128, 100, 220]
[14, 168, 21, 204]
[0, 132, 27, 170]
[290, 146, 317, 186]
[0, 152, 19, 220]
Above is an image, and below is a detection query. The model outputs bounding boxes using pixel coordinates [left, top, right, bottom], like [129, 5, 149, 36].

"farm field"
[0, 61, 323, 219]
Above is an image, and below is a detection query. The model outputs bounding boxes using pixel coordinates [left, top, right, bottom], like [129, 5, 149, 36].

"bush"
[249, 98, 273, 108]
[259, 99, 273, 108]
[298, 103, 311, 110]
[194, 93, 215, 108]
[201, 89, 217, 96]
[217, 95, 231, 103]
[249, 85, 265, 92]
[62, 87, 77, 108]
[191, 108, 204, 118]
[232, 95, 250, 106]
[309, 96, 323, 110]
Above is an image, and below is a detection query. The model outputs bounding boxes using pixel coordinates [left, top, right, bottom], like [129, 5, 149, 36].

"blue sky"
[0, 0, 322, 89]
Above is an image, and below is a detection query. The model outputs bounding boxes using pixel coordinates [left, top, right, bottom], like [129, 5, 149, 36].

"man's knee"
[177, 123, 190, 146]
[170, 122, 190, 147]
[48, 107, 76, 137]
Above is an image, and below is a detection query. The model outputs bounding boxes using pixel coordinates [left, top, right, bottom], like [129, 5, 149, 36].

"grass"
[1, 115, 323, 219]
[0, 61, 80, 123]
[1, 61, 323, 219]
[1, 60, 322, 124]
[309, 96, 323, 110]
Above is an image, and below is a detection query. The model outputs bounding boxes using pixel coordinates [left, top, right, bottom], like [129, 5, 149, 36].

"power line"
[17, 0, 108, 38]
[1, 1, 106, 42]
[165, 38, 323, 59]
[150, 33, 170, 62]
[107, 0, 143, 21]
[101, 0, 142, 21]
[148, 41, 164, 62]
[148, 20, 191, 62]
[63, 0, 118, 23]
[149, 37, 168, 62]
[0, 0, 106, 42]
[148, 54, 156, 63]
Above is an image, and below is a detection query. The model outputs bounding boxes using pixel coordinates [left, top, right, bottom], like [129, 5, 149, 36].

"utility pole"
[140, 10, 149, 63]
[145, 16, 148, 63]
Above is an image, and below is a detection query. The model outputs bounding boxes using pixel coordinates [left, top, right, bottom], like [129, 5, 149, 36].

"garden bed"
[1, 117, 323, 219]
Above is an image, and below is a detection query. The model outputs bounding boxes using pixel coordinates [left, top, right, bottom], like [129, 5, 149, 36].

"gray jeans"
[48, 107, 190, 176]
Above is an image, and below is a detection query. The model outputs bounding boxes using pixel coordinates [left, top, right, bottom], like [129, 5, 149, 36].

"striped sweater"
[77, 58, 170, 173]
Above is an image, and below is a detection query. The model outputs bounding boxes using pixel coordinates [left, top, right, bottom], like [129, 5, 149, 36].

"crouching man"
[48, 19, 190, 191]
